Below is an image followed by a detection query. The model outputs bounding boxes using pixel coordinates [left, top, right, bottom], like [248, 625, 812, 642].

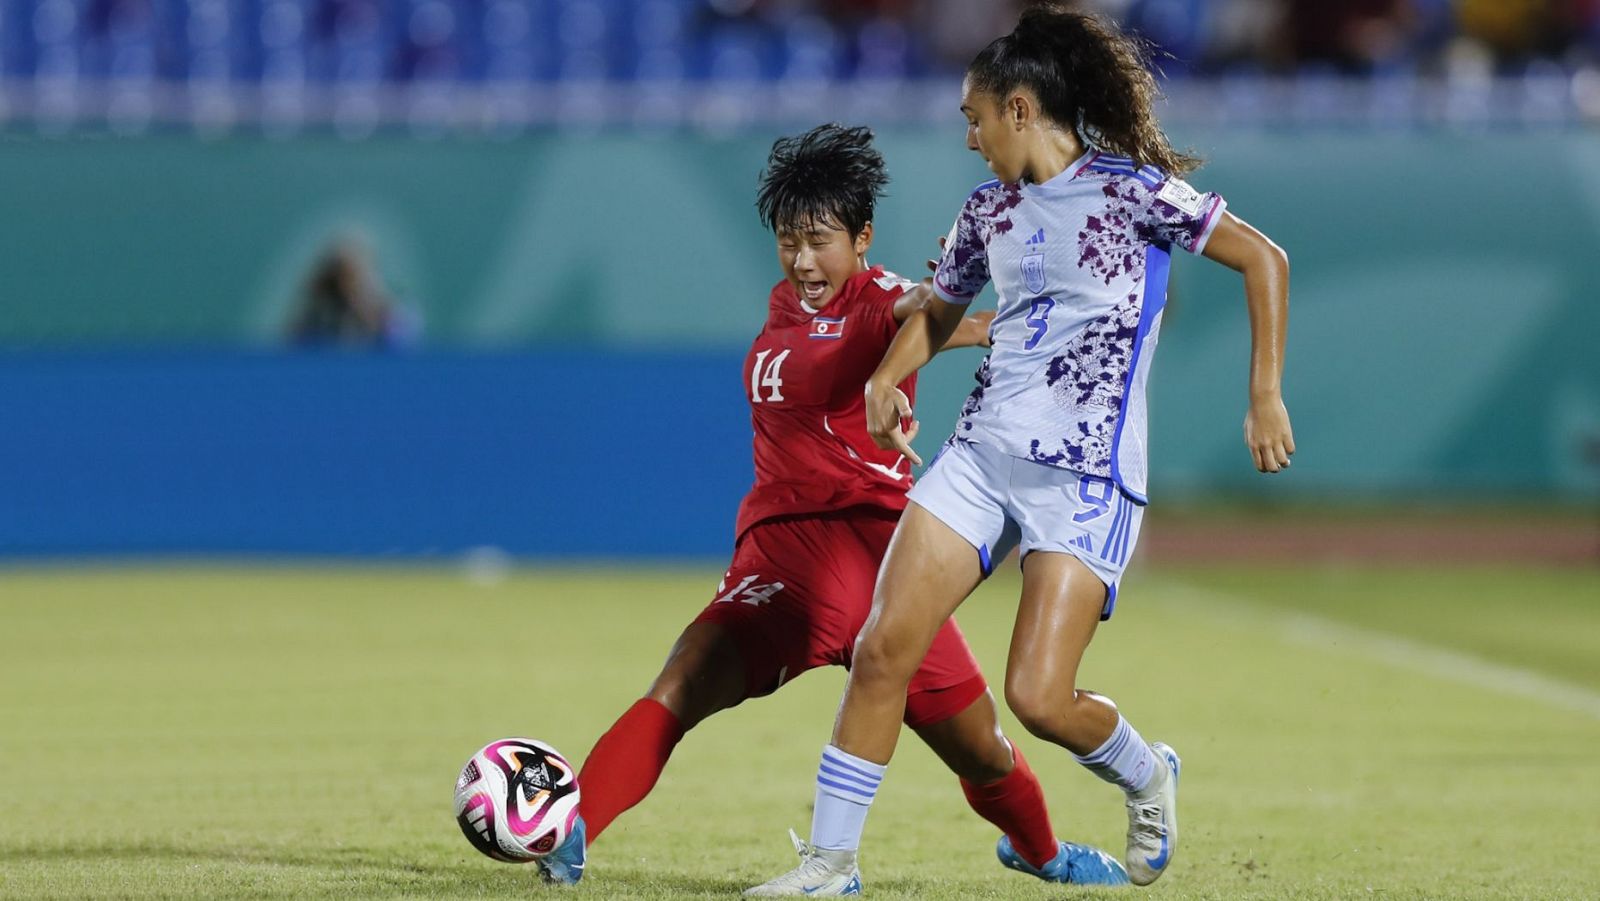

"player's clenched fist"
[1244, 395, 1295, 474]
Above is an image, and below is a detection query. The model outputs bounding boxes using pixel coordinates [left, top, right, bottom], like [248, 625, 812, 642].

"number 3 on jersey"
[1024, 297, 1055, 350]
[750, 348, 791, 403]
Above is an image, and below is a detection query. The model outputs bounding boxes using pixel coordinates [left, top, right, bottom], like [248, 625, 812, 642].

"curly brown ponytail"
[968, 4, 1201, 176]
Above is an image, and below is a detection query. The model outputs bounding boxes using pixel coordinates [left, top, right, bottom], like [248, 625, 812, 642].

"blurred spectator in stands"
[1281, 0, 1421, 73]
[819, 0, 915, 18]
[1203, 0, 1289, 72]
[1069, 0, 1210, 76]
[1570, 0, 1600, 49]
[287, 235, 419, 349]
[1454, 0, 1562, 62]
[917, 0, 1026, 70]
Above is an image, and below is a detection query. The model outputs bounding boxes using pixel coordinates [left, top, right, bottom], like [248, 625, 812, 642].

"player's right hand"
[1244, 394, 1295, 474]
[865, 379, 921, 466]
[925, 235, 948, 272]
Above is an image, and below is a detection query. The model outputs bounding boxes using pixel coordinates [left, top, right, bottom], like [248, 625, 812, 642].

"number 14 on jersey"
[750, 349, 791, 403]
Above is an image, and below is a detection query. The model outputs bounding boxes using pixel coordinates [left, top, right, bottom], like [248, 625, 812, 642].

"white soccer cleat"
[1124, 741, 1181, 886]
[743, 829, 863, 897]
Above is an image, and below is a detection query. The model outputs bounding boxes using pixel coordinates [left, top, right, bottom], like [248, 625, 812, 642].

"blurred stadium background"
[0, 0, 1597, 557]
[1, 1, 1597, 898]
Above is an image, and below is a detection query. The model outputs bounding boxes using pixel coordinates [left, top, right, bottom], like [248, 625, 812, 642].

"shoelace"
[1130, 801, 1168, 845]
[784, 829, 838, 880]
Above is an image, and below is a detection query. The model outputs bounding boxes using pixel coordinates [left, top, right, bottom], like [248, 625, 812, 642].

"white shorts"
[907, 438, 1145, 620]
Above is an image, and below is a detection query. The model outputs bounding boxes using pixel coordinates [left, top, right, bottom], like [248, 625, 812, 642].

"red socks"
[579, 698, 1054, 868]
[576, 698, 686, 843]
[961, 742, 1059, 870]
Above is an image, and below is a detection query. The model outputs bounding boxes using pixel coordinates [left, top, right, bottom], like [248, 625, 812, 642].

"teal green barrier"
[1, 131, 1596, 501]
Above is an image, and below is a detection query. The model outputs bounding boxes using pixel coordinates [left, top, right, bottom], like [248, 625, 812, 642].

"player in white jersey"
[748, 5, 1294, 896]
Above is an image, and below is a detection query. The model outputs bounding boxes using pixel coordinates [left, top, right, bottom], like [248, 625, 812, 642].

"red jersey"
[734, 265, 921, 540]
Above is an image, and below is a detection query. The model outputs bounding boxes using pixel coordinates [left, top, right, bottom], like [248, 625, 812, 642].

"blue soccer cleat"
[537, 814, 587, 885]
[998, 835, 1131, 886]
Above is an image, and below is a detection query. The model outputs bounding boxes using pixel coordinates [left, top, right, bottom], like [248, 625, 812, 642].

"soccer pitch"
[1, 563, 1596, 899]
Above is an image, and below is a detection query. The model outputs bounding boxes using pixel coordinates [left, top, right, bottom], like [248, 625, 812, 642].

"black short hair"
[756, 123, 888, 237]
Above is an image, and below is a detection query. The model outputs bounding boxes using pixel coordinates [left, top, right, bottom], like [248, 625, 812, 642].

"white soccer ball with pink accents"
[453, 738, 581, 863]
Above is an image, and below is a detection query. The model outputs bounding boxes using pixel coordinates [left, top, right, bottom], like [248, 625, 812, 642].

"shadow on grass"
[3, 843, 521, 892]
[0, 843, 759, 898]
[3, 845, 1076, 898]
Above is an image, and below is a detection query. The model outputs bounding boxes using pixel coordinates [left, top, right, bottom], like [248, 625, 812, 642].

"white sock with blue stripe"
[1074, 714, 1159, 794]
[810, 744, 887, 851]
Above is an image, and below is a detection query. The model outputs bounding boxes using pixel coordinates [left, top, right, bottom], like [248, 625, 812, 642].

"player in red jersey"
[538, 125, 1080, 888]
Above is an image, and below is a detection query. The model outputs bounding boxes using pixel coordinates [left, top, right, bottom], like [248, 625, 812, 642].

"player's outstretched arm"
[941, 309, 995, 350]
[1202, 211, 1296, 474]
[866, 282, 968, 465]
[893, 287, 994, 351]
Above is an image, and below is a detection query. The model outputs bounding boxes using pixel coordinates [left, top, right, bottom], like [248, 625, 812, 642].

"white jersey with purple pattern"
[931, 148, 1226, 502]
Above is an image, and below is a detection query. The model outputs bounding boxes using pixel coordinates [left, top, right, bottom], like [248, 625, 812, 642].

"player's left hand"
[1244, 395, 1295, 474]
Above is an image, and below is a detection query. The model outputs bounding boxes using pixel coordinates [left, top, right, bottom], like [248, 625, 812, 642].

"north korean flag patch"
[810, 316, 846, 339]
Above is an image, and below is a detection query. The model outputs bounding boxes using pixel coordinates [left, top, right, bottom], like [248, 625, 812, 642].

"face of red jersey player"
[775, 218, 872, 311]
[756, 124, 889, 311]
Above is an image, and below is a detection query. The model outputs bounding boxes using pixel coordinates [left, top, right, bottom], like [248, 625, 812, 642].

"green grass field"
[2, 562, 1597, 899]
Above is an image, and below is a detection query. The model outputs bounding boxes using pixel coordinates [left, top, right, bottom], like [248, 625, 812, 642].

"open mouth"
[801, 281, 830, 304]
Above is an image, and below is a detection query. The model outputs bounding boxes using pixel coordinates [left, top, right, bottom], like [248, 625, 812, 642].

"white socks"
[810, 745, 887, 851]
[809, 719, 1153, 856]
[1074, 714, 1158, 794]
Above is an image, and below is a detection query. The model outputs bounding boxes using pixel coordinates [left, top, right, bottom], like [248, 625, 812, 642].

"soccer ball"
[454, 737, 581, 863]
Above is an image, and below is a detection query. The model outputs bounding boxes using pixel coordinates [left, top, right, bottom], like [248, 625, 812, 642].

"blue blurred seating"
[0, 0, 1593, 90]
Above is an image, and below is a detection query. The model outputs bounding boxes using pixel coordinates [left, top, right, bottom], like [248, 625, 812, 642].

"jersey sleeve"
[1143, 174, 1227, 255]
[855, 271, 917, 341]
[931, 193, 990, 305]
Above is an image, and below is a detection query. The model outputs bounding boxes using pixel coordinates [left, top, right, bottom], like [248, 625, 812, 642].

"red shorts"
[692, 508, 986, 729]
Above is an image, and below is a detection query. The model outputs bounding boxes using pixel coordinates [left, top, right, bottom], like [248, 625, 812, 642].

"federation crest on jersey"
[811, 316, 846, 339]
[1021, 228, 1047, 294]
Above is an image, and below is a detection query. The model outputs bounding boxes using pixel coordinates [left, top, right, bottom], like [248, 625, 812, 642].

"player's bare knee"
[914, 704, 1014, 784]
[1008, 700, 1062, 742]
[962, 733, 1016, 783]
[1002, 684, 1045, 735]
[946, 742, 1011, 784]
[646, 626, 744, 727]
[850, 626, 919, 689]
[1004, 680, 1069, 742]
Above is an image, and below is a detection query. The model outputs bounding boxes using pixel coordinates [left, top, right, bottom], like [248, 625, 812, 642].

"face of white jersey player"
[961, 75, 1036, 187]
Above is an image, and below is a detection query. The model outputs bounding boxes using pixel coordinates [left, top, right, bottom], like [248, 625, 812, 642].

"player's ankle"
[812, 846, 857, 867]
[1128, 761, 1167, 800]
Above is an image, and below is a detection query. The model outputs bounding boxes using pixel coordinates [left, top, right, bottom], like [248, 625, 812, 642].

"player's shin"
[960, 741, 1058, 870]
[575, 698, 686, 842]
